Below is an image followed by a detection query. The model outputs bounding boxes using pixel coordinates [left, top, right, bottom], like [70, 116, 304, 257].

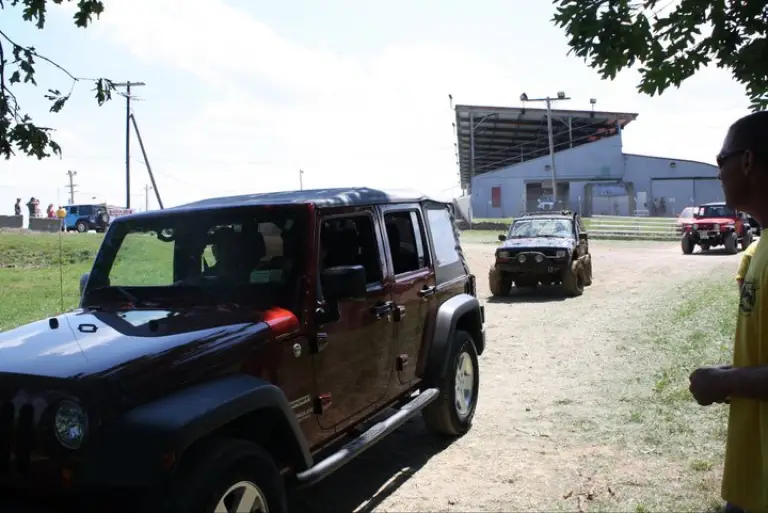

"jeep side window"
[69, 207, 79, 215]
[320, 214, 382, 285]
[426, 207, 460, 267]
[384, 211, 428, 275]
[80, 205, 93, 216]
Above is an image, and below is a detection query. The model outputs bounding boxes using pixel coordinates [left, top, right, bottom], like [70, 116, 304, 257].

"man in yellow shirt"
[689, 111, 768, 513]
[737, 239, 760, 294]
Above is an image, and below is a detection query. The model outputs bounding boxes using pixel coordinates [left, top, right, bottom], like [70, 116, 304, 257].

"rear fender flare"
[424, 293, 484, 384]
[75, 374, 312, 487]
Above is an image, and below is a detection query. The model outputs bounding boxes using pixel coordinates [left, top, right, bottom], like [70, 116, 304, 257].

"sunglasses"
[716, 149, 747, 167]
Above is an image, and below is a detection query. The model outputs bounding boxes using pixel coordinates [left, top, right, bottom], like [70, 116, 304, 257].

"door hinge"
[313, 393, 332, 414]
[310, 332, 328, 354]
[396, 354, 409, 371]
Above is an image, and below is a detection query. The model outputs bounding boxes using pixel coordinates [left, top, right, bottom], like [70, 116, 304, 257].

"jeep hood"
[688, 217, 737, 225]
[500, 236, 573, 250]
[0, 307, 296, 380]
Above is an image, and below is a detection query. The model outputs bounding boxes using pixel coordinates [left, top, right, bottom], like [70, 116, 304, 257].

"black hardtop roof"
[115, 187, 446, 223]
[517, 210, 576, 220]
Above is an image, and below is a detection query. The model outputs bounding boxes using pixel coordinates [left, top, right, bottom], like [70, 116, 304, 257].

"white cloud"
[4, 0, 750, 214]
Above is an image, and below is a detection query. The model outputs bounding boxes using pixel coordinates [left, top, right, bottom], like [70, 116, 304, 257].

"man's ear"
[743, 150, 755, 176]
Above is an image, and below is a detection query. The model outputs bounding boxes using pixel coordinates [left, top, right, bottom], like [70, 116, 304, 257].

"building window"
[491, 186, 501, 208]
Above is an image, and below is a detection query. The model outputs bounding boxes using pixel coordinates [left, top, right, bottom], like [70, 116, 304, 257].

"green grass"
[0, 232, 172, 331]
[584, 271, 737, 512]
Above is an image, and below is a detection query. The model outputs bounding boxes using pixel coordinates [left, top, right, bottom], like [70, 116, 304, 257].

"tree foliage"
[0, 0, 114, 160]
[552, 0, 768, 111]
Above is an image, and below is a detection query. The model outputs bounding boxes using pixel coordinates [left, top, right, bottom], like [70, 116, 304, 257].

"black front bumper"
[495, 257, 569, 276]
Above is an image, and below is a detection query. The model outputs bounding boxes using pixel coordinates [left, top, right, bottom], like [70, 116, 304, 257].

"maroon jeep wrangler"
[0, 188, 485, 513]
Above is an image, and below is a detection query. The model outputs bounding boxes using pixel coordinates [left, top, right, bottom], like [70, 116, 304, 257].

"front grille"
[0, 400, 36, 477]
[696, 223, 714, 230]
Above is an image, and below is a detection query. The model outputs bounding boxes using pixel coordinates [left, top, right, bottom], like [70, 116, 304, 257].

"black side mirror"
[321, 265, 367, 302]
[498, 234, 507, 242]
[579, 232, 588, 241]
[79, 272, 90, 297]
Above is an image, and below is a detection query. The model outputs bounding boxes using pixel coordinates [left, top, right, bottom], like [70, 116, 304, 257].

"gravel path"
[290, 240, 740, 512]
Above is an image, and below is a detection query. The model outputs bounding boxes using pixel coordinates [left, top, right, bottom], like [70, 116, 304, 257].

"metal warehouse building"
[456, 103, 721, 218]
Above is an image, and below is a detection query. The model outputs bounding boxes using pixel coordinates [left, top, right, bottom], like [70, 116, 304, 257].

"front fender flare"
[75, 374, 312, 487]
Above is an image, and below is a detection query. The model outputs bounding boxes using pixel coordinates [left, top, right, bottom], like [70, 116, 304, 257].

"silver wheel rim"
[214, 481, 269, 513]
[454, 351, 475, 418]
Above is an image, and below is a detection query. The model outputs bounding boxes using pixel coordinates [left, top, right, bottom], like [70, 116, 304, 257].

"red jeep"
[680, 202, 753, 254]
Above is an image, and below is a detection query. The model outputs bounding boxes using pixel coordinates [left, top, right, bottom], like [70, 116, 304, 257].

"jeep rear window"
[86, 207, 307, 311]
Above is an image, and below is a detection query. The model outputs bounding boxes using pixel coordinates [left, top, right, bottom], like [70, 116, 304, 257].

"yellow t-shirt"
[723, 236, 768, 511]
[736, 240, 760, 282]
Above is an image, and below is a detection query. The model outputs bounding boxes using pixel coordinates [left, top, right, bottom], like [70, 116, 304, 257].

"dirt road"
[290, 240, 740, 512]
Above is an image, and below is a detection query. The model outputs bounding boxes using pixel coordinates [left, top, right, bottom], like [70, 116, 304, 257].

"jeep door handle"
[372, 301, 393, 319]
[418, 285, 436, 298]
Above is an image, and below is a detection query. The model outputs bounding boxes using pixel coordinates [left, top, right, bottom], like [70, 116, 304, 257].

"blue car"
[62, 204, 110, 233]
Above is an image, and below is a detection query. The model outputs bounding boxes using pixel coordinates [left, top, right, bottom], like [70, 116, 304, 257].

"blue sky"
[1, 0, 751, 213]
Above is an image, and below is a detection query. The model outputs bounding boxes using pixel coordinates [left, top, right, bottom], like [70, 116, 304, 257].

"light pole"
[520, 91, 571, 207]
[299, 169, 304, 191]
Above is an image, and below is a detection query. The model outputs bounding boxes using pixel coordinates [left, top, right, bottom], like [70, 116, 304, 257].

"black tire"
[582, 254, 592, 286]
[681, 234, 695, 255]
[488, 266, 511, 297]
[76, 220, 87, 233]
[742, 231, 753, 251]
[725, 231, 738, 254]
[422, 329, 479, 436]
[159, 438, 287, 513]
[562, 260, 584, 297]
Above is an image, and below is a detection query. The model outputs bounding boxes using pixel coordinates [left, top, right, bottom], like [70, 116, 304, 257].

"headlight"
[556, 249, 567, 258]
[693, 223, 699, 230]
[535, 254, 544, 263]
[497, 251, 510, 258]
[53, 400, 89, 450]
[517, 253, 526, 263]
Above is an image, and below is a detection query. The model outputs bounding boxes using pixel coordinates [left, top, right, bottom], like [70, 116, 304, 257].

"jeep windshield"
[695, 205, 736, 218]
[83, 206, 308, 312]
[507, 218, 572, 238]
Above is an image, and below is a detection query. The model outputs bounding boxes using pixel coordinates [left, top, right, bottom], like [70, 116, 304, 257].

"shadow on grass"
[288, 415, 453, 513]
[486, 285, 568, 304]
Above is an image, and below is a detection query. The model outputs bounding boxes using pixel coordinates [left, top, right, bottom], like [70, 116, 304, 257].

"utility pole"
[65, 170, 78, 205]
[299, 169, 304, 190]
[113, 81, 146, 209]
[519, 92, 571, 207]
[144, 184, 153, 211]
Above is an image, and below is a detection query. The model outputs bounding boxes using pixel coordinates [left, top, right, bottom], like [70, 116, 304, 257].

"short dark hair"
[731, 111, 768, 155]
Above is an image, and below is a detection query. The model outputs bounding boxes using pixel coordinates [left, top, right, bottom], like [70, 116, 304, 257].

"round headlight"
[53, 400, 88, 450]
[517, 253, 526, 263]
[535, 254, 544, 263]
[693, 223, 699, 230]
[556, 249, 567, 258]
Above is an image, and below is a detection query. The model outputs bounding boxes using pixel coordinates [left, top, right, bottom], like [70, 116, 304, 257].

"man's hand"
[689, 365, 733, 406]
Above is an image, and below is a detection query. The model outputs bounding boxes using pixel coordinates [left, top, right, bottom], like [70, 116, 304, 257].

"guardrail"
[587, 215, 678, 241]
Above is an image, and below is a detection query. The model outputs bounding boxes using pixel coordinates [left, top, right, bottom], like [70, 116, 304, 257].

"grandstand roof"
[455, 104, 638, 189]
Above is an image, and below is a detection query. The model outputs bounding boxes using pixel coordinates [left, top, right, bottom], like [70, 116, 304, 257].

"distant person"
[46, 204, 55, 218]
[736, 239, 759, 294]
[688, 111, 768, 513]
[13, 198, 21, 216]
[26, 197, 35, 218]
[33, 198, 40, 218]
